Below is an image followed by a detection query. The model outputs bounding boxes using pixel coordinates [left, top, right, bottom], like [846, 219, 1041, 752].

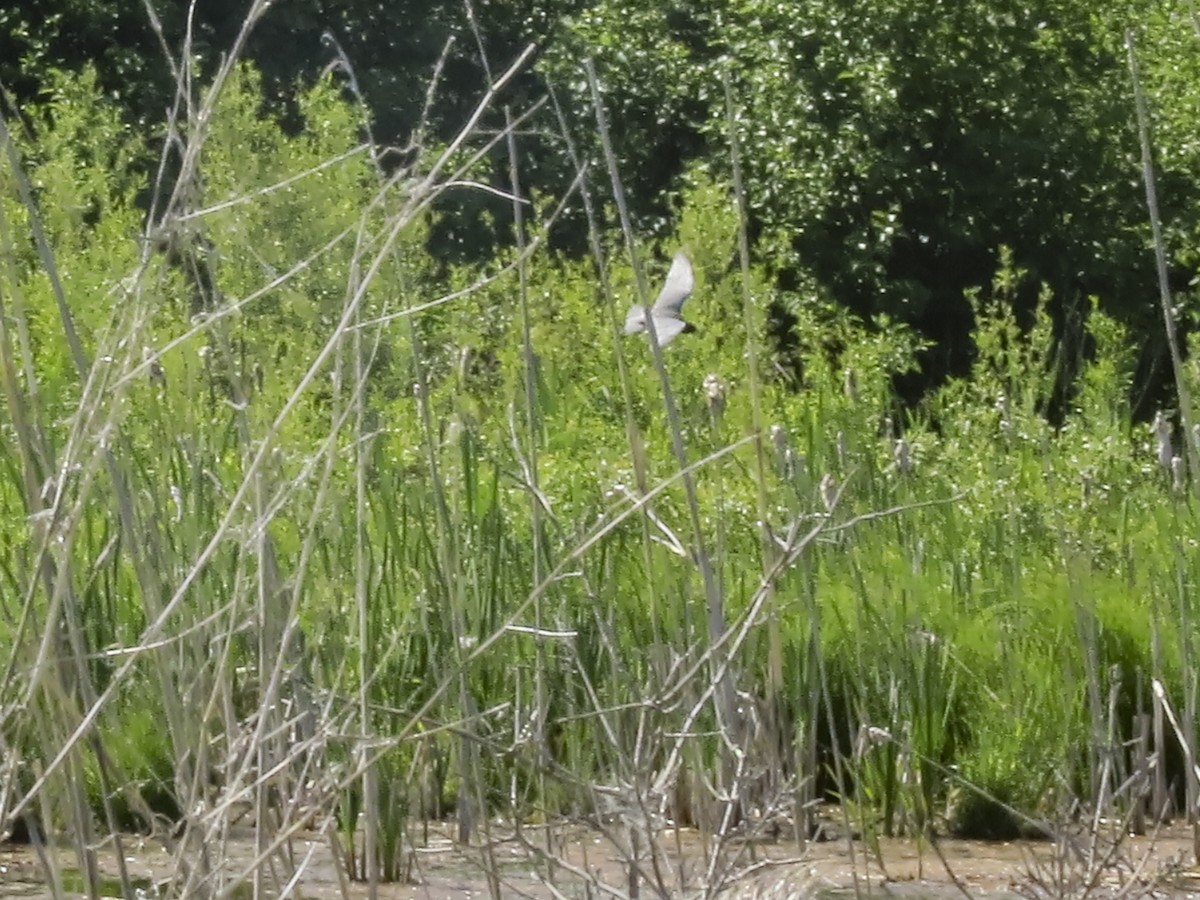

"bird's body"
[624, 251, 695, 345]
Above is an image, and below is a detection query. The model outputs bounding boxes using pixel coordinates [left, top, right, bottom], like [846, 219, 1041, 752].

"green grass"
[1, 53, 1198, 897]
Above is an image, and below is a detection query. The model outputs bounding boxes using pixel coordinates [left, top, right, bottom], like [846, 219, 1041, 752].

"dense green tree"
[0, 0, 577, 261]
[0, 0, 571, 139]
[543, 0, 1188, 398]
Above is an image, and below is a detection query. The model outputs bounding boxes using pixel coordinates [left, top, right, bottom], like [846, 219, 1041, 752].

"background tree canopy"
[2, 0, 1195, 408]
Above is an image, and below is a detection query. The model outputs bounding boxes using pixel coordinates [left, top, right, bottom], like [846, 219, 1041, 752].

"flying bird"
[624, 251, 695, 345]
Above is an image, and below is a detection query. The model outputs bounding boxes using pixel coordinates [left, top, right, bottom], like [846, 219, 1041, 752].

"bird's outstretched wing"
[651, 316, 690, 345]
[651, 252, 694, 319]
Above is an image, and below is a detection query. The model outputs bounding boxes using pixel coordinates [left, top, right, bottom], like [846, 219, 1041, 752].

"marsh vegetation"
[3, 1, 1200, 897]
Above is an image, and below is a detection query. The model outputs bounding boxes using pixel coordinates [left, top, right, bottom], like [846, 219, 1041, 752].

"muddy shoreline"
[3, 820, 1197, 898]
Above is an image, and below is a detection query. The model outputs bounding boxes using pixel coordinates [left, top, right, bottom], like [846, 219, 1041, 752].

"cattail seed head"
[820, 473, 837, 512]
[770, 424, 788, 456]
[143, 347, 165, 385]
[169, 485, 183, 523]
[854, 724, 893, 758]
[995, 394, 1011, 438]
[843, 367, 858, 402]
[1154, 411, 1173, 470]
[702, 373, 726, 421]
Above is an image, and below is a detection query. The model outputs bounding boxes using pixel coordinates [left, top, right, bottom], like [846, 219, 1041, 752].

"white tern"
[623, 251, 695, 345]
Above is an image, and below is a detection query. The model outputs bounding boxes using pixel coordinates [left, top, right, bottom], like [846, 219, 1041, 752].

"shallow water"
[2, 818, 1197, 898]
